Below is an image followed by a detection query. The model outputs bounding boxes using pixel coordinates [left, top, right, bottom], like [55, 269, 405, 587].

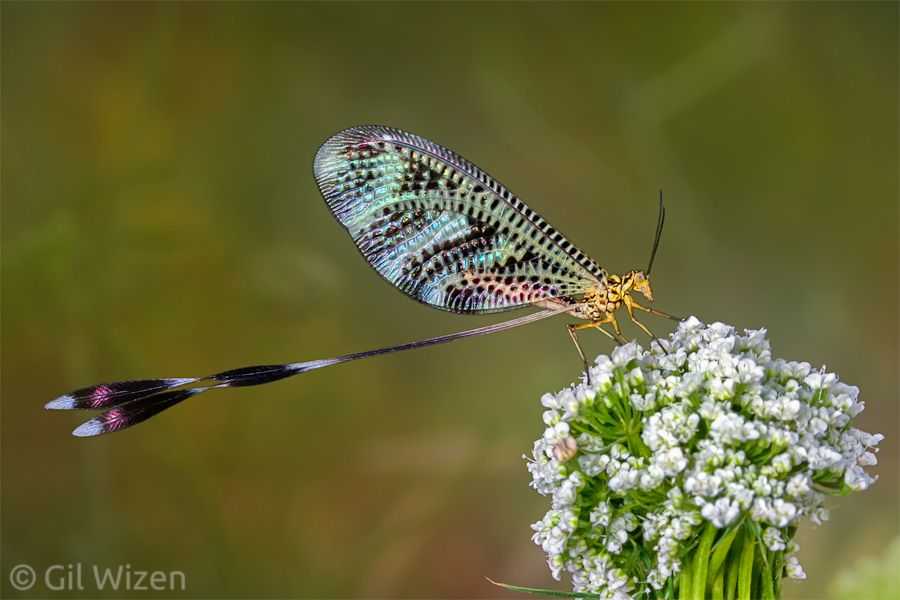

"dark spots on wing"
[329, 139, 609, 309]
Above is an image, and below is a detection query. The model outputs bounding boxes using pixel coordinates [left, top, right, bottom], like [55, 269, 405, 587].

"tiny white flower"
[544, 421, 570, 444]
[786, 473, 812, 498]
[785, 555, 807, 579]
[807, 445, 843, 469]
[542, 409, 560, 426]
[752, 476, 774, 497]
[578, 452, 610, 476]
[671, 513, 702, 539]
[552, 471, 585, 508]
[701, 497, 740, 528]
[655, 447, 688, 477]
[611, 342, 641, 367]
[541, 392, 561, 409]
[708, 376, 736, 400]
[685, 471, 723, 497]
[630, 391, 656, 411]
[736, 358, 765, 383]
[590, 502, 612, 528]
[771, 499, 798, 527]
[639, 464, 665, 490]
[627, 366, 644, 384]
[608, 465, 640, 493]
[763, 527, 786, 551]
[557, 388, 580, 419]
[771, 452, 793, 475]
[810, 507, 830, 525]
[844, 464, 877, 491]
[858, 451, 878, 466]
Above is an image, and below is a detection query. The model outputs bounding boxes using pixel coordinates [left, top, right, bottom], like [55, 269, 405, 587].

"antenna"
[645, 190, 666, 275]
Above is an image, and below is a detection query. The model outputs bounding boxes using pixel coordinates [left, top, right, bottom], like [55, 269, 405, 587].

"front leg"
[570, 317, 620, 344]
[628, 299, 683, 321]
[624, 298, 669, 353]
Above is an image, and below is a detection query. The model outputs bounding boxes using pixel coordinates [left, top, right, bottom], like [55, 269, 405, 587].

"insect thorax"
[570, 274, 638, 321]
[573, 286, 611, 321]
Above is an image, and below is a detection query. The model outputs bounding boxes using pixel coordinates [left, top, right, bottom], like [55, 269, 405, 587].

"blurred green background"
[3, 3, 897, 599]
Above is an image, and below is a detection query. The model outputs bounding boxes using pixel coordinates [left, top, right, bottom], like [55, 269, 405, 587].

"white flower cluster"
[527, 317, 882, 596]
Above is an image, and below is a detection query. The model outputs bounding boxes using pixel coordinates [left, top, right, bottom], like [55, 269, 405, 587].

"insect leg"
[567, 318, 619, 383]
[579, 315, 627, 346]
[625, 299, 669, 354]
[606, 313, 629, 345]
[628, 300, 683, 322]
[566, 324, 591, 377]
[574, 317, 620, 344]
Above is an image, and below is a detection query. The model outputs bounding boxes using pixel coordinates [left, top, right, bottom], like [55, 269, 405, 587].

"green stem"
[760, 549, 775, 600]
[725, 548, 739, 600]
[691, 522, 718, 600]
[711, 568, 725, 600]
[738, 527, 755, 600]
[709, 523, 741, 584]
[773, 551, 785, 598]
[679, 561, 692, 600]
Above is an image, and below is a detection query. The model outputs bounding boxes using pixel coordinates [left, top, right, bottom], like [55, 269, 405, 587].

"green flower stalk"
[526, 317, 882, 599]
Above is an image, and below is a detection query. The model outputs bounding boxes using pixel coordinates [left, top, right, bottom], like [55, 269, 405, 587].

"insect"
[45, 125, 678, 437]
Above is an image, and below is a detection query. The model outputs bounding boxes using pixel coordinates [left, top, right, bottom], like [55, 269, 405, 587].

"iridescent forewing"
[313, 125, 606, 314]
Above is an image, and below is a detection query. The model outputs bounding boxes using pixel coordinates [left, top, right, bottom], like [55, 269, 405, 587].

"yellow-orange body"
[540, 270, 675, 374]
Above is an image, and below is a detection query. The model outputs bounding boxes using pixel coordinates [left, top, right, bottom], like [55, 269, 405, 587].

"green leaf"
[712, 568, 725, 600]
[691, 521, 719, 600]
[738, 526, 756, 600]
[679, 564, 692, 599]
[485, 578, 603, 599]
[760, 549, 776, 600]
[709, 521, 742, 581]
